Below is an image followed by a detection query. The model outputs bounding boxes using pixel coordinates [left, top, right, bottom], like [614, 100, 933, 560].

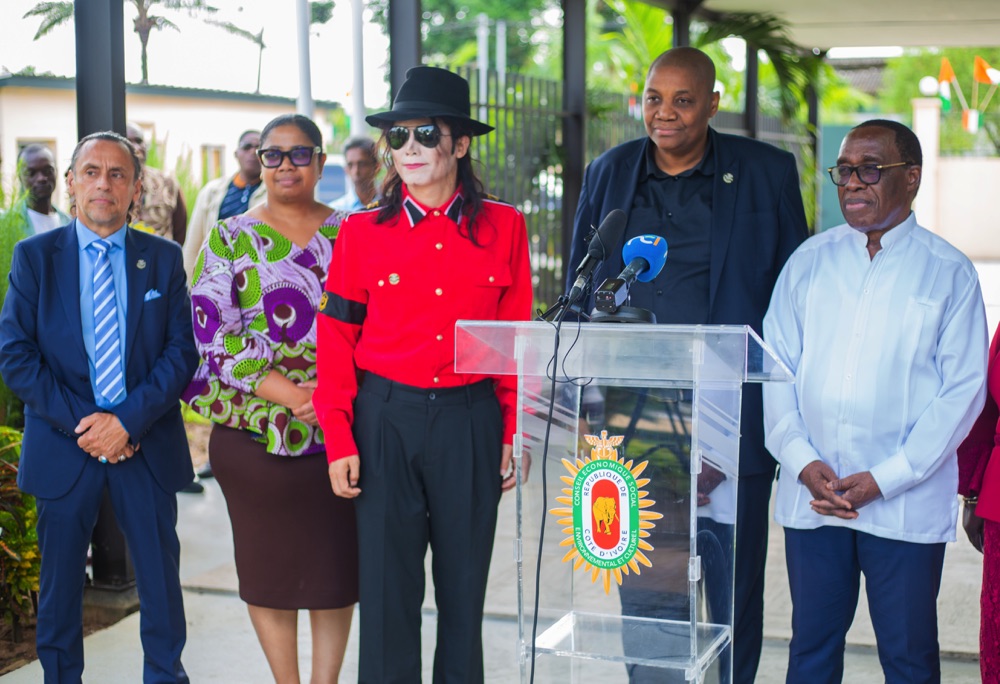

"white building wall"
[0, 84, 334, 214]
[937, 157, 1000, 260]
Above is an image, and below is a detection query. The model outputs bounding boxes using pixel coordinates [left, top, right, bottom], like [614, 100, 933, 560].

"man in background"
[126, 123, 187, 246]
[7, 144, 71, 237]
[331, 136, 380, 212]
[183, 129, 266, 281]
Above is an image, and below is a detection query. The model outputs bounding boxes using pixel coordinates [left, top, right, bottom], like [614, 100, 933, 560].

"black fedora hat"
[366, 66, 494, 136]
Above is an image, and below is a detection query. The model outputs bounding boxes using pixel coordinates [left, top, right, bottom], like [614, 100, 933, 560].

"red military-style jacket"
[315, 186, 533, 462]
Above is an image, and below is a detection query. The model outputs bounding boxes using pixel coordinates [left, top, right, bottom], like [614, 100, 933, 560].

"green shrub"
[0, 427, 38, 644]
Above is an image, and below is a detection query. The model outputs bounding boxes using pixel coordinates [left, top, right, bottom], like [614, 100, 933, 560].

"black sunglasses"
[386, 124, 451, 151]
[257, 146, 321, 168]
[827, 162, 911, 187]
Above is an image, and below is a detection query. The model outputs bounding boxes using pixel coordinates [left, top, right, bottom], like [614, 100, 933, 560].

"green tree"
[367, 0, 559, 74]
[880, 47, 1000, 155]
[24, 1, 259, 85]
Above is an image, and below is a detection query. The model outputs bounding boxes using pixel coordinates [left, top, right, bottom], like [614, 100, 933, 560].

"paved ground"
[0, 476, 982, 682]
[5, 261, 997, 683]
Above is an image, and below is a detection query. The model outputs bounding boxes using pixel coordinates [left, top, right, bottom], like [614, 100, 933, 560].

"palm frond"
[22, 1, 74, 40]
[205, 19, 265, 47]
[697, 11, 825, 121]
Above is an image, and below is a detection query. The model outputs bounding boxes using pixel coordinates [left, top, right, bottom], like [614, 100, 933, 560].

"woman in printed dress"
[184, 114, 357, 684]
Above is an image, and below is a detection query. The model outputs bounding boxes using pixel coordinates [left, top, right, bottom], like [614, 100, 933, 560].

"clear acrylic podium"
[455, 321, 792, 683]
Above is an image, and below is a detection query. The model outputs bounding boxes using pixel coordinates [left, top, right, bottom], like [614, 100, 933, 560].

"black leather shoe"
[180, 479, 205, 494]
[196, 463, 214, 479]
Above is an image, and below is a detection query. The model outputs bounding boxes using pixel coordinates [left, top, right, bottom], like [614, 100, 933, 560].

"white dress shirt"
[763, 213, 987, 543]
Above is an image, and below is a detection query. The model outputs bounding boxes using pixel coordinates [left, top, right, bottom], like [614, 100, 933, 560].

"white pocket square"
[144, 289, 161, 302]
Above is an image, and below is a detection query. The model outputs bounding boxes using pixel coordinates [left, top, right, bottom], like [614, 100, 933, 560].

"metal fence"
[457, 67, 814, 309]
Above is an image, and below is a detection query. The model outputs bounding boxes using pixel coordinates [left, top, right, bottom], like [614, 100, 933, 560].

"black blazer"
[567, 128, 809, 475]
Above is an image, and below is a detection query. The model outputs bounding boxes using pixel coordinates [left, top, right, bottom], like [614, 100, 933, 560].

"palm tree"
[696, 12, 827, 123]
[23, 1, 249, 85]
[595, 1, 827, 123]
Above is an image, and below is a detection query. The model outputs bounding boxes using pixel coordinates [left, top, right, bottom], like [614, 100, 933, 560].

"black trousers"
[352, 373, 504, 684]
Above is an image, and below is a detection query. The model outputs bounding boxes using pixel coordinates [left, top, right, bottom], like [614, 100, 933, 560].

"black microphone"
[567, 209, 627, 305]
[594, 234, 668, 313]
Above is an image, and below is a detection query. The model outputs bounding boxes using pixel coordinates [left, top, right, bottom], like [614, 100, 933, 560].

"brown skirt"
[210, 425, 359, 610]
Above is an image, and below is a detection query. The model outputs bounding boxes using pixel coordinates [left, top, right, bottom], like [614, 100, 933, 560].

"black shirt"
[622, 137, 714, 324]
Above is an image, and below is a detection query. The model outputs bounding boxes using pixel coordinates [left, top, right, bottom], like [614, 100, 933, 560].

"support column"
[912, 97, 942, 234]
[744, 42, 759, 139]
[562, 0, 586, 264]
[74, 0, 137, 615]
[388, 0, 422, 97]
[672, 0, 704, 48]
[74, 0, 126, 137]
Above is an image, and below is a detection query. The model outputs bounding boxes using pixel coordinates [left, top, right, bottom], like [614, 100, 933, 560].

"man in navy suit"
[567, 47, 809, 683]
[0, 131, 198, 683]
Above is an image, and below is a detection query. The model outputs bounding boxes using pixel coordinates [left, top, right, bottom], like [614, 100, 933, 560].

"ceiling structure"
[672, 0, 1000, 50]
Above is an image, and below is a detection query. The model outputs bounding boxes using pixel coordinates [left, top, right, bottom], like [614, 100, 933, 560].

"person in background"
[5, 144, 71, 237]
[127, 123, 187, 246]
[182, 129, 266, 282]
[0, 130, 198, 683]
[315, 66, 532, 684]
[330, 136, 380, 212]
[183, 113, 357, 684]
[764, 119, 987, 683]
[957, 322, 1000, 684]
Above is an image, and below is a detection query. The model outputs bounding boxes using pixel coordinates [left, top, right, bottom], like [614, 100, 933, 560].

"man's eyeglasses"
[238, 143, 257, 152]
[257, 146, 321, 168]
[386, 124, 450, 151]
[827, 162, 911, 186]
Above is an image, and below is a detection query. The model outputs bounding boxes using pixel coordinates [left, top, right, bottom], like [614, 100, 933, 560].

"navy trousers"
[784, 526, 946, 684]
[352, 374, 504, 684]
[34, 455, 188, 684]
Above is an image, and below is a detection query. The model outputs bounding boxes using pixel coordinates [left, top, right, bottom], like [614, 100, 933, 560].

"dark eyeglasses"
[827, 162, 911, 186]
[238, 143, 257, 152]
[386, 124, 450, 151]
[257, 146, 321, 168]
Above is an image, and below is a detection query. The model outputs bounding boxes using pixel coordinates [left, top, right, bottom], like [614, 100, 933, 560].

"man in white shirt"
[763, 119, 988, 683]
[331, 136, 380, 212]
[12, 144, 71, 236]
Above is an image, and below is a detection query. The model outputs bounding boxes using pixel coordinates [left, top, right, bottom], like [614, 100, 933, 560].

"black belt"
[361, 372, 495, 406]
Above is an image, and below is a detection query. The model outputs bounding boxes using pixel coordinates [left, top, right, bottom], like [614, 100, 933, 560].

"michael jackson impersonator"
[314, 66, 533, 684]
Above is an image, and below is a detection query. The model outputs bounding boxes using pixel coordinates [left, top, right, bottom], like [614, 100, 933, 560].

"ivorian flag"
[974, 56, 996, 84]
[939, 57, 955, 112]
[963, 109, 981, 134]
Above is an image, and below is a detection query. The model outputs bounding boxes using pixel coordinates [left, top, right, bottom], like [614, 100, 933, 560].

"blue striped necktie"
[90, 239, 124, 403]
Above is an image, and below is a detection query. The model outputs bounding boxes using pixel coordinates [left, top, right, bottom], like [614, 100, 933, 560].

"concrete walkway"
[0, 475, 982, 682]
[5, 261, 997, 683]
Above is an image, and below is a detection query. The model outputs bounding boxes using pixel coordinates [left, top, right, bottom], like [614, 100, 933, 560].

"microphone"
[593, 234, 668, 313]
[567, 209, 627, 305]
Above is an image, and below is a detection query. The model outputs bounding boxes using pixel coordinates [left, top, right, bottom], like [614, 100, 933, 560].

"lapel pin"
[389, 273, 400, 285]
[136, 259, 147, 269]
[723, 173, 734, 184]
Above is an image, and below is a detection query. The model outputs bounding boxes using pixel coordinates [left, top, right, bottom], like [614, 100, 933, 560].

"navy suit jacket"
[0, 222, 199, 499]
[568, 128, 809, 475]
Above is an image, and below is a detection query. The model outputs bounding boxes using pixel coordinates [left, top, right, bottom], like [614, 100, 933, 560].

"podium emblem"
[550, 430, 663, 594]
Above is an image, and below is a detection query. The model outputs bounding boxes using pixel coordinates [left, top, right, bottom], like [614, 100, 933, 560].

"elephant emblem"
[592, 496, 618, 535]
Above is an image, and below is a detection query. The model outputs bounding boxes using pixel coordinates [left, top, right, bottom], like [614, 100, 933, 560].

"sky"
[0, 0, 392, 109]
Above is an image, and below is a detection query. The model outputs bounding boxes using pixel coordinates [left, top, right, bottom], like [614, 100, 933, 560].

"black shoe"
[196, 463, 214, 479]
[180, 479, 205, 494]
